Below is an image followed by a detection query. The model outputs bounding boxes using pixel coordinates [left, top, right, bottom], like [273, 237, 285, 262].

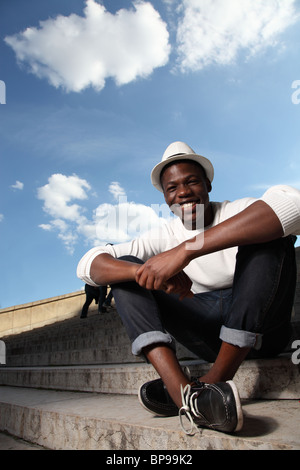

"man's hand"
[161, 271, 194, 300]
[135, 244, 193, 300]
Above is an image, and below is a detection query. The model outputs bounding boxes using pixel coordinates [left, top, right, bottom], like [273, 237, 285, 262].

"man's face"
[161, 160, 212, 229]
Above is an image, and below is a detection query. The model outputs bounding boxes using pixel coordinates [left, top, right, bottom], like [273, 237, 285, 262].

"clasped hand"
[135, 245, 193, 300]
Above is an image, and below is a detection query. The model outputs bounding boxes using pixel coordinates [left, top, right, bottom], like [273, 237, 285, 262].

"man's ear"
[206, 178, 212, 193]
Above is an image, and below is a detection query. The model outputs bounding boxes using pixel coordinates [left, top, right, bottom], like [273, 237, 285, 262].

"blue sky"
[1, 0, 300, 309]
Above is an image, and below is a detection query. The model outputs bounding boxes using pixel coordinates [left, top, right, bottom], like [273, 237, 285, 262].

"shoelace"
[179, 383, 200, 435]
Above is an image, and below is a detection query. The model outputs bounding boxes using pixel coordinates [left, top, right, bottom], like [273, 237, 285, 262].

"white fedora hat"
[151, 141, 214, 192]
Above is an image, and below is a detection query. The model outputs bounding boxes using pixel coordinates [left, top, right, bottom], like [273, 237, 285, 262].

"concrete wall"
[0, 291, 86, 338]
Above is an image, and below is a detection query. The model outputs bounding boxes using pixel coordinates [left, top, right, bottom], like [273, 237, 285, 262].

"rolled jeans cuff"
[131, 331, 176, 356]
[220, 326, 263, 350]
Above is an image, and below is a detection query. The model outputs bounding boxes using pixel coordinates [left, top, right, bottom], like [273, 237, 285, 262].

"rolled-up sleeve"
[260, 185, 300, 237]
[77, 242, 143, 286]
[76, 245, 115, 286]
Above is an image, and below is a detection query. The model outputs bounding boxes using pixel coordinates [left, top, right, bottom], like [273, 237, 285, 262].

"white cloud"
[176, 0, 299, 71]
[38, 223, 52, 231]
[0, 214, 4, 222]
[37, 174, 91, 253]
[37, 176, 171, 252]
[37, 173, 91, 222]
[10, 180, 24, 190]
[109, 181, 126, 201]
[82, 199, 168, 246]
[77, 181, 169, 246]
[5, 0, 170, 93]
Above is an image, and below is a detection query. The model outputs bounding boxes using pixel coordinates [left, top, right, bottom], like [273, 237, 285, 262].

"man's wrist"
[183, 235, 204, 262]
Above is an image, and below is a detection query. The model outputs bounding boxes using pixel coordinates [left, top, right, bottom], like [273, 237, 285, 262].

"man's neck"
[204, 203, 214, 227]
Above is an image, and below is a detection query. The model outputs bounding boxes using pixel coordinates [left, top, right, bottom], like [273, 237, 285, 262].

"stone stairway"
[1, 302, 300, 451]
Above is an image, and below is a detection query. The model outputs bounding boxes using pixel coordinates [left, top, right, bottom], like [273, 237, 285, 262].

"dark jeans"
[111, 236, 297, 362]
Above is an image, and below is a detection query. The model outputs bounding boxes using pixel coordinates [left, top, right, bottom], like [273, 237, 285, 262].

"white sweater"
[77, 185, 300, 293]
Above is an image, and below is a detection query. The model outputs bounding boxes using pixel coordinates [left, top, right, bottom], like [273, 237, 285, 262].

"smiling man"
[160, 159, 213, 231]
[77, 141, 300, 434]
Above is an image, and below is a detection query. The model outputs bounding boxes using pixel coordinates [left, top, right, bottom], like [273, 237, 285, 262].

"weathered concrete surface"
[0, 386, 299, 450]
[1, 356, 299, 400]
[1, 308, 196, 366]
[0, 432, 46, 450]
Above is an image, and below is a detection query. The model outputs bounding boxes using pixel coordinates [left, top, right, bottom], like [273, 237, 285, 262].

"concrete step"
[1, 356, 299, 400]
[0, 386, 299, 450]
[3, 306, 300, 368]
[0, 432, 46, 450]
[2, 308, 197, 366]
[2, 309, 142, 366]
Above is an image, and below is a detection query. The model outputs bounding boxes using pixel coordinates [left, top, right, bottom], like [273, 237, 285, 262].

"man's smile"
[180, 200, 200, 208]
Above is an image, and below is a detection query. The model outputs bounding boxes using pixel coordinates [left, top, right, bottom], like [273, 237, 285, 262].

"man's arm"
[90, 252, 194, 299]
[186, 200, 284, 259]
[135, 200, 284, 292]
[90, 253, 140, 285]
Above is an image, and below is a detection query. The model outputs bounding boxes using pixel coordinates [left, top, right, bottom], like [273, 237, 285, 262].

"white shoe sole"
[226, 380, 243, 432]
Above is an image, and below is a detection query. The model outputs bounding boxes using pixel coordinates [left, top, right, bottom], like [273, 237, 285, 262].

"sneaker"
[138, 378, 179, 417]
[179, 380, 243, 434]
